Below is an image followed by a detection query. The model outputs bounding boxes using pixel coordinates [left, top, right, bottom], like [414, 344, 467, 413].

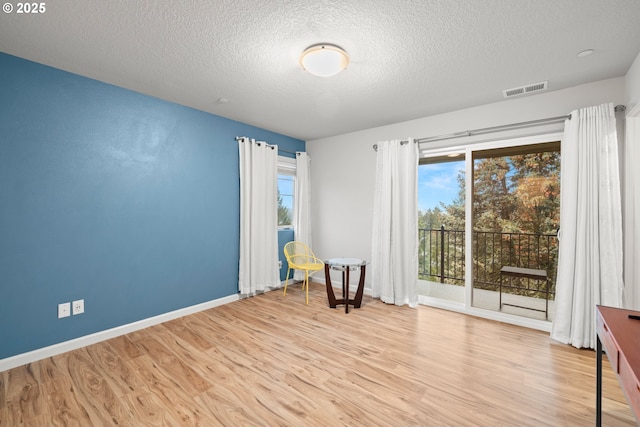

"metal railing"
[419, 226, 558, 299]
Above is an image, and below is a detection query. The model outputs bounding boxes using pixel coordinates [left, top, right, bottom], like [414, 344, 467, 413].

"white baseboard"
[0, 294, 239, 373]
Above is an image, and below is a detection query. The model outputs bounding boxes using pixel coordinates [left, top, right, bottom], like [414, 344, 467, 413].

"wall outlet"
[58, 302, 71, 318]
[72, 299, 84, 315]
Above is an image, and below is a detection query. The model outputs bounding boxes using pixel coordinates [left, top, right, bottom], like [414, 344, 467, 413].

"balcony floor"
[419, 280, 555, 322]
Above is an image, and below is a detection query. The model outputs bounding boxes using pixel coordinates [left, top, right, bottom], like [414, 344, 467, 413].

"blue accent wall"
[0, 52, 304, 360]
[278, 228, 295, 281]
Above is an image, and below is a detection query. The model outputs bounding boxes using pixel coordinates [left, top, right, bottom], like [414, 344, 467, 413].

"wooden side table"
[324, 258, 367, 313]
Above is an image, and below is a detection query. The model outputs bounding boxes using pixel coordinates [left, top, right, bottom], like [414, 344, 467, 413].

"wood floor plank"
[161, 317, 216, 352]
[134, 335, 211, 396]
[35, 357, 68, 385]
[64, 349, 134, 426]
[0, 282, 636, 426]
[85, 341, 146, 398]
[106, 334, 144, 361]
[43, 376, 93, 427]
[127, 355, 214, 426]
[120, 388, 181, 427]
[0, 369, 5, 412]
[4, 363, 47, 424]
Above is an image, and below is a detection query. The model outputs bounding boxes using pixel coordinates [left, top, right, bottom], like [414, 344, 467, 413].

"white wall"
[626, 52, 640, 110]
[307, 77, 625, 290]
[624, 52, 640, 309]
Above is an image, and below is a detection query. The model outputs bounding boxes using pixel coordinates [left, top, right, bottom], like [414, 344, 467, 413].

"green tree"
[509, 152, 560, 235]
[418, 148, 560, 296]
[418, 166, 466, 284]
[473, 157, 517, 232]
[277, 188, 291, 226]
[444, 170, 465, 231]
[470, 150, 560, 293]
[418, 206, 446, 230]
[470, 151, 560, 235]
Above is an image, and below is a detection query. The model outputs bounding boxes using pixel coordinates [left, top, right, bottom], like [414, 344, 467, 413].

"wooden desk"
[596, 305, 640, 426]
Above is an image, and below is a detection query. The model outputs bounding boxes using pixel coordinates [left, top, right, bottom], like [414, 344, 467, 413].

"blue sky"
[278, 175, 294, 211]
[418, 161, 465, 211]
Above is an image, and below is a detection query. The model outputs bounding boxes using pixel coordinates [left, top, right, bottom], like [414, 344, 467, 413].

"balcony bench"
[499, 266, 550, 319]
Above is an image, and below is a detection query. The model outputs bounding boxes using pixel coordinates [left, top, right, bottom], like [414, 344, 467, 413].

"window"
[278, 157, 296, 228]
[278, 174, 294, 227]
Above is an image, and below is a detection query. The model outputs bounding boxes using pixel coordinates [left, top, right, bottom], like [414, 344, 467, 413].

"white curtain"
[371, 138, 419, 307]
[238, 137, 280, 295]
[624, 104, 640, 310]
[294, 152, 312, 280]
[551, 103, 624, 349]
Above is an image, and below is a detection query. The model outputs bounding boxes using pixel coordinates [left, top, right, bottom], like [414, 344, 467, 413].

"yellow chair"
[283, 241, 324, 304]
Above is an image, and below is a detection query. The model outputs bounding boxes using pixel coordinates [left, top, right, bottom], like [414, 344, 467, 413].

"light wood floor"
[1, 282, 636, 426]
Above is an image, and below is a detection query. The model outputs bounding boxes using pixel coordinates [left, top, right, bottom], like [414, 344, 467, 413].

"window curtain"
[551, 103, 624, 349]
[238, 137, 280, 295]
[371, 138, 419, 307]
[294, 152, 312, 281]
[624, 104, 640, 310]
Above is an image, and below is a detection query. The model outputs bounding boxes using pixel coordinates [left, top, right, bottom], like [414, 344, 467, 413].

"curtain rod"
[235, 136, 297, 155]
[372, 104, 626, 151]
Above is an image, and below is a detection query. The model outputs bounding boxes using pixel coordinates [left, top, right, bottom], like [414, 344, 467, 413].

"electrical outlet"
[58, 302, 71, 318]
[72, 299, 84, 315]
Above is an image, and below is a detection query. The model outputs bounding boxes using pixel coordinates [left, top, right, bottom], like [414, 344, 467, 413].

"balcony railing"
[419, 226, 558, 299]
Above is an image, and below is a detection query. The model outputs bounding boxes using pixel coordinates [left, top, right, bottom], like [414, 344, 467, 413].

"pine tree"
[419, 147, 560, 296]
[277, 188, 291, 226]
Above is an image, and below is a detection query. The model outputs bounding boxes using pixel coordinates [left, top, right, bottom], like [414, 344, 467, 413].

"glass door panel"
[470, 142, 560, 321]
[417, 154, 466, 303]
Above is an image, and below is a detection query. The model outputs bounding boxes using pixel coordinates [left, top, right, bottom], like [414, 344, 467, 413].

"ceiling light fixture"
[300, 44, 349, 77]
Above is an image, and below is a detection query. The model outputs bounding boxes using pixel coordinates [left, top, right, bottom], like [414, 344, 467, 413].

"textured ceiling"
[1, 0, 640, 141]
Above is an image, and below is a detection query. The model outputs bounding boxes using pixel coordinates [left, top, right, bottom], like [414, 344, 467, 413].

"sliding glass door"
[418, 135, 561, 323]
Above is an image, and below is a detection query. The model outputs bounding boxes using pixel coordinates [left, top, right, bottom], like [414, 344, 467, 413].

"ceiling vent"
[503, 81, 548, 98]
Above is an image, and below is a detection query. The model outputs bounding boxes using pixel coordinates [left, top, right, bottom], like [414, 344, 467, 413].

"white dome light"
[300, 44, 349, 77]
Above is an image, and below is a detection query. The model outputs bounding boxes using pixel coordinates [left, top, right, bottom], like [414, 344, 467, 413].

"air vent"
[503, 81, 548, 98]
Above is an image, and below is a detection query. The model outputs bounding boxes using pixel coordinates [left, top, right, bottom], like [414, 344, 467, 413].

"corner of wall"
[625, 52, 640, 111]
